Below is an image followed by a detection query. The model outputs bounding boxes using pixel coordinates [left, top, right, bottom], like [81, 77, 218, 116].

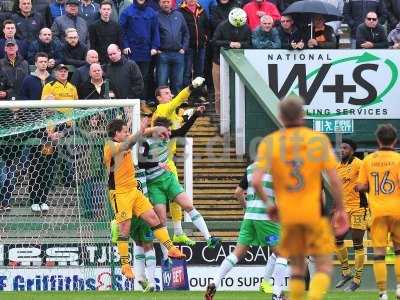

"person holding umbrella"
[306, 15, 337, 49]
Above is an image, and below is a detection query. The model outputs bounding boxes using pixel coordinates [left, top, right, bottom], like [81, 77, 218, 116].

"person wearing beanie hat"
[335, 138, 368, 292]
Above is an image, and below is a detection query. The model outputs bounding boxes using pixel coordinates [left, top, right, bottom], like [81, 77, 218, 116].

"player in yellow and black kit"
[335, 139, 369, 291]
[253, 96, 348, 300]
[104, 118, 185, 279]
[357, 124, 400, 300]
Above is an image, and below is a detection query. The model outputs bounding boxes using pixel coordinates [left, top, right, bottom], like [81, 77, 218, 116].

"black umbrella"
[283, 0, 342, 22]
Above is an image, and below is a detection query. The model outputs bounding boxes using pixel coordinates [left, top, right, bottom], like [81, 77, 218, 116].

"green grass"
[0, 291, 392, 300]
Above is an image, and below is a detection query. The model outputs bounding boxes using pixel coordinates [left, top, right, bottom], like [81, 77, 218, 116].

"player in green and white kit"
[205, 163, 288, 300]
[138, 117, 220, 262]
[111, 169, 157, 292]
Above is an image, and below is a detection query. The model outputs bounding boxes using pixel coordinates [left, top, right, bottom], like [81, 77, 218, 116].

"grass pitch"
[0, 291, 390, 300]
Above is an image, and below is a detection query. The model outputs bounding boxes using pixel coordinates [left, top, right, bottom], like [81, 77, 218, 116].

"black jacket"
[106, 56, 144, 99]
[89, 18, 123, 63]
[277, 25, 303, 50]
[62, 42, 88, 67]
[356, 23, 388, 48]
[27, 39, 64, 64]
[384, 0, 400, 29]
[12, 11, 45, 42]
[305, 24, 337, 49]
[0, 55, 29, 98]
[78, 78, 120, 99]
[71, 63, 90, 88]
[209, 0, 239, 33]
[211, 20, 251, 64]
[179, 3, 209, 49]
[0, 69, 12, 99]
[344, 0, 387, 37]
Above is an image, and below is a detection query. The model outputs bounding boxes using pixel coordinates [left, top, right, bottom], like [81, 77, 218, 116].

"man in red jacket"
[243, 0, 280, 31]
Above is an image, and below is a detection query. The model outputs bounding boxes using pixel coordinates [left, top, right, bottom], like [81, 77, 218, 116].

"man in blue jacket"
[120, 0, 160, 104]
[157, 0, 189, 95]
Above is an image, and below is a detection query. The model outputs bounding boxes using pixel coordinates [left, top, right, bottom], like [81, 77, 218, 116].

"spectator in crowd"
[252, 15, 281, 49]
[385, 0, 400, 31]
[0, 0, 14, 25]
[51, 0, 90, 46]
[177, 0, 216, 16]
[29, 64, 78, 213]
[12, 0, 45, 42]
[210, 0, 238, 33]
[106, 44, 144, 100]
[0, 39, 29, 99]
[120, 0, 159, 103]
[157, 0, 189, 95]
[48, 0, 66, 23]
[78, 63, 119, 99]
[62, 27, 88, 67]
[179, 0, 208, 86]
[71, 49, 98, 88]
[211, 8, 251, 114]
[344, 0, 387, 48]
[326, 0, 344, 44]
[243, 0, 280, 31]
[306, 15, 337, 49]
[79, 0, 100, 25]
[0, 19, 28, 59]
[20, 52, 53, 100]
[89, 0, 123, 64]
[277, 14, 303, 50]
[0, 67, 11, 99]
[356, 11, 388, 49]
[388, 22, 400, 48]
[27, 27, 63, 66]
[32, 0, 53, 27]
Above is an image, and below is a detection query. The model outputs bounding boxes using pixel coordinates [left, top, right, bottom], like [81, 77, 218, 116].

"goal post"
[0, 99, 140, 291]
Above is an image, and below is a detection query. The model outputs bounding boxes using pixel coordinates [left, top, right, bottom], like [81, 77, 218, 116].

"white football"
[228, 8, 247, 27]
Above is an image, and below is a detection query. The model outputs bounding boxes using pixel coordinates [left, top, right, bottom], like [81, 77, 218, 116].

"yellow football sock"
[336, 244, 351, 276]
[308, 272, 331, 300]
[289, 277, 305, 300]
[152, 225, 174, 250]
[373, 258, 387, 292]
[117, 236, 129, 266]
[353, 248, 365, 284]
[170, 202, 183, 222]
[394, 254, 400, 283]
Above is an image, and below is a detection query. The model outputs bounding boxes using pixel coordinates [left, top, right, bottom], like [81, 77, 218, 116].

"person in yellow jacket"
[151, 77, 205, 246]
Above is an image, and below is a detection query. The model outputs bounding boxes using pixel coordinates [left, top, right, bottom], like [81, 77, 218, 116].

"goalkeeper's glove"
[189, 77, 205, 90]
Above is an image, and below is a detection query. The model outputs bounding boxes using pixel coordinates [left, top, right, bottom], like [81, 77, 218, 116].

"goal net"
[0, 100, 140, 292]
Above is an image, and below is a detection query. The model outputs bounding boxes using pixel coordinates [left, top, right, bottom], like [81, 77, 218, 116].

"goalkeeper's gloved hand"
[189, 77, 205, 90]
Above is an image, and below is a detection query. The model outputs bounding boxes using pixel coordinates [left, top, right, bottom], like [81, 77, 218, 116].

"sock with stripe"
[145, 248, 157, 286]
[151, 225, 174, 250]
[264, 253, 277, 282]
[272, 257, 288, 297]
[373, 256, 387, 293]
[188, 209, 211, 240]
[214, 253, 238, 289]
[134, 244, 145, 281]
[117, 236, 129, 266]
[353, 248, 365, 285]
[289, 276, 305, 300]
[336, 244, 351, 276]
[308, 272, 331, 300]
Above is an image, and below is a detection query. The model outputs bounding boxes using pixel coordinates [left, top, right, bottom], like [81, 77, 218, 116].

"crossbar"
[0, 99, 140, 108]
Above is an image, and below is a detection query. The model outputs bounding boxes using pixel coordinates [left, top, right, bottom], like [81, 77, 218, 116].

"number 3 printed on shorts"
[285, 159, 304, 192]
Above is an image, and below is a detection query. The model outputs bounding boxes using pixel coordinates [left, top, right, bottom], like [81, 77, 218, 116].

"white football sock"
[188, 209, 211, 240]
[213, 253, 238, 289]
[173, 221, 184, 236]
[145, 248, 157, 286]
[272, 257, 288, 297]
[134, 244, 145, 282]
[264, 253, 277, 282]
[160, 244, 169, 261]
